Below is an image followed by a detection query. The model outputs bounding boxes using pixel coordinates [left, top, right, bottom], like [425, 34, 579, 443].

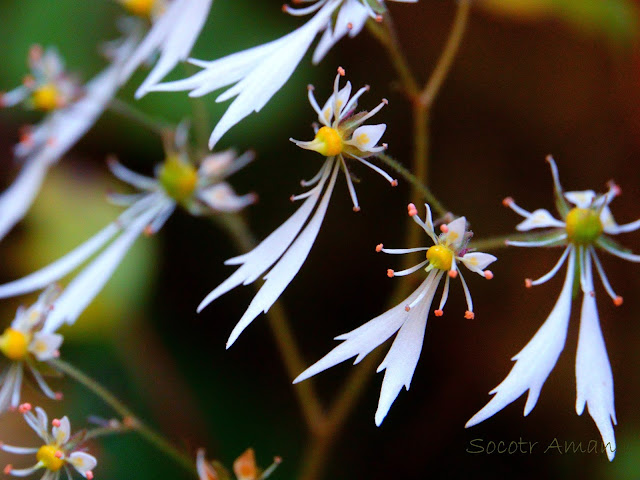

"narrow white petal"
[225, 161, 340, 347]
[42, 202, 165, 332]
[0, 157, 50, 241]
[515, 209, 565, 231]
[197, 162, 331, 312]
[375, 271, 443, 425]
[294, 273, 439, 384]
[575, 250, 617, 460]
[466, 247, 576, 428]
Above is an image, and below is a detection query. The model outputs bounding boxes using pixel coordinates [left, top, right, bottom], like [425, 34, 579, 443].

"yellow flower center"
[312, 126, 343, 157]
[31, 84, 60, 111]
[36, 445, 64, 472]
[120, 0, 157, 17]
[426, 245, 454, 271]
[158, 155, 198, 203]
[565, 207, 603, 245]
[0, 328, 31, 361]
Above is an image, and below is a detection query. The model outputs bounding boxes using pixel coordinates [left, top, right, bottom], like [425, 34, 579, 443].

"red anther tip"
[464, 311, 475, 320]
[4, 464, 13, 475]
[545, 154, 554, 163]
[55, 392, 63, 400]
[306, 84, 314, 91]
[143, 225, 153, 237]
[434, 309, 443, 317]
[18, 403, 32, 413]
[614, 296, 623, 306]
[387, 269, 395, 278]
[404, 305, 411, 312]
[289, 195, 295, 202]
[524, 278, 532, 288]
[281, 4, 288, 12]
[86, 471, 94, 480]
[52, 419, 61, 427]
[440, 224, 449, 233]
[375, 243, 383, 252]
[611, 183, 622, 196]
[448, 270, 458, 278]
[391, 179, 398, 187]
[54, 451, 63, 459]
[347, 22, 353, 30]
[381, 98, 389, 105]
[274, 456, 283, 464]
[484, 270, 494, 280]
[375, 14, 383, 22]
[353, 206, 361, 212]
[407, 203, 418, 216]
[502, 197, 513, 207]
[337, 66, 345, 76]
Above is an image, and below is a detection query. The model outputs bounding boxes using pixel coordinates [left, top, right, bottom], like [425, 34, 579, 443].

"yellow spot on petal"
[356, 133, 370, 147]
[37, 446, 64, 472]
[426, 245, 454, 271]
[0, 328, 31, 361]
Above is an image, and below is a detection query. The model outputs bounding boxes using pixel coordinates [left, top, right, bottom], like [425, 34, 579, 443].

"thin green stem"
[211, 213, 326, 434]
[50, 358, 196, 476]
[376, 152, 448, 216]
[108, 98, 172, 136]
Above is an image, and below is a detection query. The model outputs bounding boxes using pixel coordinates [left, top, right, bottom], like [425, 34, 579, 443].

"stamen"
[341, 159, 360, 212]
[528, 246, 572, 287]
[376, 243, 383, 252]
[525, 278, 532, 288]
[390, 260, 429, 277]
[18, 403, 31, 414]
[434, 309, 443, 316]
[458, 270, 474, 315]
[502, 197, 532, 218]
[4, 465, 12, 475]
[52, 419, 61, 428]
[387, 269, 394, 278]
[86, 472, 94, 480]
[590, 246, 621, 304]
[349, 99, 388, 127]
[380, 246, 428, 255]
[464, 311, 475, 320]
[341, 85, 369, 114]
[407, 203, 418, 216]
[350, 154, 397, 186]
[440, 224, 449, 233]
[506, 233, 567, 248]
[307, 85, 326, 125]
[448, 270, 458, 278]
[437, 275, 450, 313]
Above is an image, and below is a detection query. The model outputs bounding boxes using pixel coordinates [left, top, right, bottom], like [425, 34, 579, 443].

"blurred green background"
[1, 0, 640, 479]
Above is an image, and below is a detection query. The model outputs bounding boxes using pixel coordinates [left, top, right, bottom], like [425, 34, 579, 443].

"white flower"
[117, 0, 214, 97]
[1, 404, 97, 480]
[294, 203, 496, 425]
[198, 70, 394, 348]
[466, 156, 640, 461]
[0, 127, 255, 334]
[149, 0, 416, 148]
[0, 286, 64, 414]
[0, 36, 138, 242]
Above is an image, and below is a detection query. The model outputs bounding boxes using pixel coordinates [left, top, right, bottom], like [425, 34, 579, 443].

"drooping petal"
[565, 190, 596, 208]
[575, 251, 617, 461]
[125, 0, 214, 97]
[515, 209, 565, 231]
[294, 273, 439, 385]
[196, 183, 256, 213]
[600, 206, 640, 235]
[466, 247, 576, 427]
[312, 0, 369, 64]
[197, 161, 332, 313]
[375, 271, 443, 425]
[29, 332, 63, 361]
[344, 124, 386, 152]
[225, 161, 340, 348]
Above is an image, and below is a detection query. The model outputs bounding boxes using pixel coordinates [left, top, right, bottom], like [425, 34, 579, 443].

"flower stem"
[108, 98, 173, 136]
[50, 358, 196, 476]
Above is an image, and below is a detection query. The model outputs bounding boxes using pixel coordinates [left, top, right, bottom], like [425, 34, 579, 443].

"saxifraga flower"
[0, 286, 63, 414]
[198, 68, 395, 348]
[148, 0, 416, 148]
[294, 203, 496, 425]
[466, 156, 640, 461]
[0, 125, 255, 334]
[1, 404, 96, 480]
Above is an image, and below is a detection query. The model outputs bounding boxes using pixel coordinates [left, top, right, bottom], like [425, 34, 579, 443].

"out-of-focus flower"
[198, 69, 394, 348]
[0, 36, 138, 242]
[116, 0, 214, 97]
[0, 286, 63, 414]
[0, 125, 255, 334]
[295, 203, 496, 425]
[466, 156, 640, 461]
[149, 0, 416, 148]
[1, 404, 96, 480]
[197, 448, 281, 480]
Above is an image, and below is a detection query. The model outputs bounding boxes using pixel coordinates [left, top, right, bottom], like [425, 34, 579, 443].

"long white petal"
[374, 271, 443, 426]
[131, 0, 214, 96]
[575, 250, 617, 460]
[197, 161, 332, 313]
[225, 161, 340, 348]
[294, 272, 439, 384]
[42, 201, 167, 332]
[0, 156, 50, 241]
[466, 247, 576, 427]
